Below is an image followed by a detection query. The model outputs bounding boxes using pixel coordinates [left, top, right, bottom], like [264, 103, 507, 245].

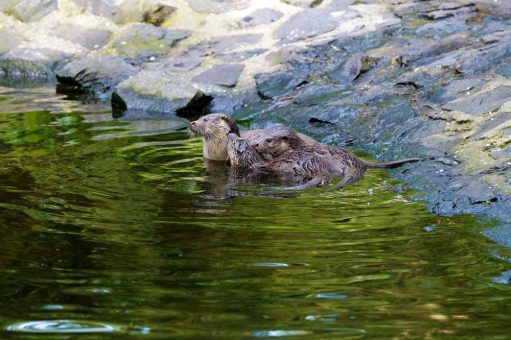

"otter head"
[189, 113, 240, 161]
[253, 125, 302, 157]
[227, 133, 265, 170]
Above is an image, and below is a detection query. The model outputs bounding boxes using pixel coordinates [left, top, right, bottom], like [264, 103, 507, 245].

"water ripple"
[7, 320, 122, 334]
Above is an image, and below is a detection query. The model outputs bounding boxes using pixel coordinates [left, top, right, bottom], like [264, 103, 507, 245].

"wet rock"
[416, 17, 468, 38]
[199, 34, 263, 54]
[328, 0, 355, 10]
[239, 8, 283, 28]
[456, 43, 511, 75]
[281, 0, 323, 8]
[187, 0, 248, 14]
[111, 23, 190, 58]
[192, 63, 244, 88]
[274, 9, 339, 43]
[115, 70, 210, 114]
[9, 0, 57, 22]
[330, 54, 378, 84]
[217, 49, 267, 62]
[70, 0, 159, 24]
[292, 84, 347, 105]
[431, 78, 487, 104]
[143, 4, 176, 27]
[156, 57, 203, 72]
[56, 56, 138, 98]
[418, 3, 477, 20]
[255, 71, 307, 99]
[54, 24, 112, 50]
[443, 85, 511, 116]
[0, 31, 22, 56]
[0, 59, 51, 79]
[0, 47, 67, 78]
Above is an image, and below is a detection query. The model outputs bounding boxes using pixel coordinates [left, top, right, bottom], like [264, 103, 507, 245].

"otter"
[250, 125, 420, 188]
[189, 113, 319, 162]
[227, 133, 350, 189]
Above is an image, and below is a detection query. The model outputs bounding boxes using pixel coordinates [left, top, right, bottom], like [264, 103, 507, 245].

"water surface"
[1, 86, 510, 338]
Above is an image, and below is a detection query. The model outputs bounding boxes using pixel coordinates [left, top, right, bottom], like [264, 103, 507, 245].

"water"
[1, 86, 511, 339]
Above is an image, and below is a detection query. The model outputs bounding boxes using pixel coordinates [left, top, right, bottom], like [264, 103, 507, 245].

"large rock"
[192, 63, 244, 88]
[56, 56, 138, 98]
[238, 8, 283, 28]
[114, 70, 211, 113]
[10, 0, 57, 22]
[70, 0, 160, 24]
[111, 23, 190, 58]
[442, 85, 511, 116]
[274, 9, 339, 43]
[0, 47, 67, 78]
[255, 71, 307, 99]
[54, 24, 112, 50]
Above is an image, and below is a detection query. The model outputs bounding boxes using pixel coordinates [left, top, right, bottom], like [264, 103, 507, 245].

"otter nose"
[254, 143, 259, 147]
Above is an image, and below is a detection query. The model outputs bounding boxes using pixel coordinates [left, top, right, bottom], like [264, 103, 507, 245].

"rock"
[416, 18, 468, 38]
[54, 24, 112, 50]
[0, 31, 22, 56]
[456, 43, 511, 75]
[114, 70, 211, 114]
[273, 9, 339, 43]
[330, 54, 378, 84]
[70, 0, 159, 24]
[56, 56, 138, 98]
[483, 224, 511, 249]
[0, 59, 51, 78]
[281, 0, 323, 8]
[328, 0, 355, 10]
[192, 63, 244, 88]
[496, 63, 511, 78]
[0, 0, 18, 12]
[491, 147, 511, 160]
[10, 0, 57, 22]
[418, 3, 477, 20]
[199, 34, 263, 54]
[442, 85, 511, 116]
[111, 23, 190, 58]
[143, 4, 176, 27]
[482, 30, 511, 44]
[472, 111, 511, 139]
[187, 0, 248, 14]
[216, 49, 266, 62]
[431, 78, 487, 104]
[157, 56, 203, 72]
[0, 47, 67, 78]
[255, 71, 307, 99]
[238, 8, 283, 28]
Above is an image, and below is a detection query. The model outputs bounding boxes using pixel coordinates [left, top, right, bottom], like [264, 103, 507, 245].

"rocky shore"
[1, 0, 511, 245]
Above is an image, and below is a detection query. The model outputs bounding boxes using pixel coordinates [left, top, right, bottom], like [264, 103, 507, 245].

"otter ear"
[221, 115, 240, 136]
[281, 136, 288, 141]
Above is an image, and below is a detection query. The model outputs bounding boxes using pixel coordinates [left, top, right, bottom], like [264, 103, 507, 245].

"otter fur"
[189, 113, 319, 162]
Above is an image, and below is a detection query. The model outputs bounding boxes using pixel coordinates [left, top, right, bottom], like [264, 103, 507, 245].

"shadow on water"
[0, 86, 511, 338]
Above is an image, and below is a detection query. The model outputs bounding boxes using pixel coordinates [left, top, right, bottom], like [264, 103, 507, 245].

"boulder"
[10, 0, 57, 22]
[274, 9, 339, 43]
[192, 63, 244, 88]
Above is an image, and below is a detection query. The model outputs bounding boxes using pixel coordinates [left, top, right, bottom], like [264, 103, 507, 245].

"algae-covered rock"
[111, 23, 190, 58]
[143, 4, 176, 27]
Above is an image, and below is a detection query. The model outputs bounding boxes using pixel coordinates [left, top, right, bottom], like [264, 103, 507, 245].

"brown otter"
[251, 125, 420, 188]
[227, 133, 350, 189]
[189, 113, 319, 162]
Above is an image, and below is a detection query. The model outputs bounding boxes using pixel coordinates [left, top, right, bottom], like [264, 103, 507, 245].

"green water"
[0, 86, 511, 339]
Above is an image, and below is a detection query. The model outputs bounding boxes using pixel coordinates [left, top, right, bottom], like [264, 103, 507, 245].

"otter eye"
[203, 118, 209, 122]
[281, 136, 288, 141]
[265, 138, 272, 143]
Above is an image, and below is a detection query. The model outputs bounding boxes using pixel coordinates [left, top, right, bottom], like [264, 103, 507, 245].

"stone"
[496, 63, 511, 78]
[10, 0, 57, 22]
[216, 49, 266, 62]
[416, 18, 468, 38]
[199, 34, 263, 54]
[56, 56, 138, 98]
[328, 0, 355, 10]
[418, 3, 477, 20]
[187, 0, 248, 14]
[0, 31, 22, 56]
[273, 9, 339, 43]
[70, 0, 159, 24]
[331, 55, 378, 84]
[239, 8, 283, 28]
[0, 59, 51, 78]
[115, 70, 209, 113]
[443, 85, 511, 116]
[432, 78, 487, 104]
[491, 147, 511, 160]
[192, 63, 244, 88]
[158, 57, 203, 72]
[54, 24, 112, 50]
[255, 71, 307, 99]
[281, 0, 323, 8]
[456, 43, 511, 75]
[0, 0, 18, 12]
[111, 23, 190, 58]
[483, 224, 511, 249]
[143, 4, 176, 27]
[0, 47, 67, 78]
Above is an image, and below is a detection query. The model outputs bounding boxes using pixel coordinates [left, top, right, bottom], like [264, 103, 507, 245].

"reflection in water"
[1, 87, 511, 338]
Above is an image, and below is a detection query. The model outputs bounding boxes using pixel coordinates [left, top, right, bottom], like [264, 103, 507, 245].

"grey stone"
[216, 49, 266, 62]
[56, 56, 138, 97]
[199, 34, 263, 53]
[433, 78, 487, 104]
[482, 29, 511, 44]
[328, 0, 355, 10]
[0, 47, 66, 78]
[273, 9, 339, 43]
[54, 24, 112, 50]
[472, 112, 511, 139]
[496, 63, 511, 78]
[503, 127, 511, 138]
[0, 0, 18, 12]
[159, 57, 203, 72]
[115, 70, 209, 113]
[239, 8, 283, 28]
[443, 85, 511, 115]
[0, 59, 51, 78]
[330, 55, 377, 84]
[255, 71, 306, 99]
[416, 18, 468, 38]
[483, 224, 511, 249]
[112, 23, 190, 57]
[281, 0, 323, 8]
[11, 0, 57, 22]
[187, 0, 248, 14]
[491, 147, 511, 160]
[143, 4, 176, 27]
[418, 3, 477, 20]
[192, 63, 244, 87]
[0, 31, 22, 56]
[70, 0, 158, 24]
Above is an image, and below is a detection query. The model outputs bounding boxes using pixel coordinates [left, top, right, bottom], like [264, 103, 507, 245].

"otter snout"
[189, 121, 198, 132]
